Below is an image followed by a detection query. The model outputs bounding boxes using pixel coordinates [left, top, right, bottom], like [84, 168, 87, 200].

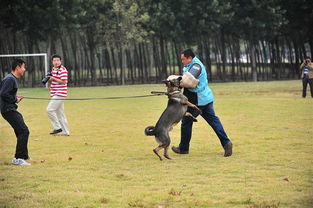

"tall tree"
[230, 0, 286, 81]
[111, 0, 149, 85]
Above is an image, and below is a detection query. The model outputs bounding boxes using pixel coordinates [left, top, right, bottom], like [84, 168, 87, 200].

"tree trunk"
[292, 38, 300, 78]
[249, 33, 257, 82]
[309, 39, 313, 59]
[173, 40, 182, 74]
[228, 36, 235, 81]
[159, 36, 167, 79]
[118, 44, 125, 85]
[60, 34, 71, 84]
[220, 29, 227, 81]
[153, 38, 161, 82]
[109, 47, 118, 84]
[136, 43, 144, 83]
[275, 38, 281, 80]
[214, 37, 222, 80]
[126, 48, 134, 84]
[204, 36, 212, 81]
[142, 43, 148, 83]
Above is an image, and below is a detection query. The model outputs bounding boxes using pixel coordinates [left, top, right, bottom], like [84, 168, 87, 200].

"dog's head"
[163, 75, 182, 93]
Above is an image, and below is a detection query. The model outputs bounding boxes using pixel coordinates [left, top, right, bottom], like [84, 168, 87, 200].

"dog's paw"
[164, 155, 172, 160]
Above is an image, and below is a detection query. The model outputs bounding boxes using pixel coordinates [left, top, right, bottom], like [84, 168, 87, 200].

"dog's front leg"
[181, 100, 202, 114]
[184, 112, 198, 122]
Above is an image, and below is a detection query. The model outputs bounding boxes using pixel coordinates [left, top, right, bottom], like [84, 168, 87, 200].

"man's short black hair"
[11, 59, 25, 71]
[305, 56, 311, 60]
[51, 54, 62, 60]
[181, 48, 195, 58]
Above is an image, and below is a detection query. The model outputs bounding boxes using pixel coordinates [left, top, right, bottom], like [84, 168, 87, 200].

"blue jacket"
[183, 56, 214, 106]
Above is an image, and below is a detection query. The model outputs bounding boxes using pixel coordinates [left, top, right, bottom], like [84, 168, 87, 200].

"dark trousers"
[179, 102, 231, 152]
[2, 111, 30, 159]
[302, 76, 313, 98]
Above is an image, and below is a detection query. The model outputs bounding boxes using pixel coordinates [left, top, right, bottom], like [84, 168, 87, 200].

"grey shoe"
[12, 158, 31, 166]
[224, 142, 233, 157]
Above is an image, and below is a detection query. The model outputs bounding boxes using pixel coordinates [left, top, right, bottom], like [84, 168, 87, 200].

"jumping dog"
[145, 76, 201, 160]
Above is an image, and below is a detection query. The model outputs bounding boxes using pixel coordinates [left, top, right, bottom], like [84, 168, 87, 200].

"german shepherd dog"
[145, 76, 201, 160]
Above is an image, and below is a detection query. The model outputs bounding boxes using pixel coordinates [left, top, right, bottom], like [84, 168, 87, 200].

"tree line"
[0, 0, 312, 87]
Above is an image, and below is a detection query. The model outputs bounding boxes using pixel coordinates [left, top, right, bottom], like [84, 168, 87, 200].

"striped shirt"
[303, 67, 308, 75]
[50, 65, 68, 97]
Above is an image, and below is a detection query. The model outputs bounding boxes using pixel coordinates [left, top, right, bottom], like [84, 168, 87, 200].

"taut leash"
[23, 92, 166, 101]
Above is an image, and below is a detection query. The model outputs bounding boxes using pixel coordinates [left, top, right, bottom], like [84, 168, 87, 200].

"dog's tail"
[145, 126, 155, 136]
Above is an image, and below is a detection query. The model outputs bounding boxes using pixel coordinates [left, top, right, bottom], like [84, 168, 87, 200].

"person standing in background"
[300, 56, 313, 98]
[46, 54, 70, 136]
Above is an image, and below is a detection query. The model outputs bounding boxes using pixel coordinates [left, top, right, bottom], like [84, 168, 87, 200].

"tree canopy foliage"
[0, 0, 312, 86]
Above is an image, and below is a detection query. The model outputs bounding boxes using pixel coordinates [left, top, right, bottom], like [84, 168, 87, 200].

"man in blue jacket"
[0, 59, 31, 165]
[172, 48, 233, 157]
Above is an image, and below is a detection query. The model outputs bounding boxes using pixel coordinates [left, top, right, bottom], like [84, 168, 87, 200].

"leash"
[150, 91, 168, 95]
[23, 91, 167, 101]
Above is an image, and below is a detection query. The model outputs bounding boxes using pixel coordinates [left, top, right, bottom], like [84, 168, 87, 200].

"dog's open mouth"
[164, 75, 182, 92]
[165, 81, 182, 94]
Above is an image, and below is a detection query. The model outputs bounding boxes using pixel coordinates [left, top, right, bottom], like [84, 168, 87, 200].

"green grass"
[0, 80, 312, 208]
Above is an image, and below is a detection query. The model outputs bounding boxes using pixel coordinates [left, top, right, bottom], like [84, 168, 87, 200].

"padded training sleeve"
[188, 64, 201, 79]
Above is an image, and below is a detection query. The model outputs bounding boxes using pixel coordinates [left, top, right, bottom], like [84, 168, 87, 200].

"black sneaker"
[50, 128, 62, 135]
[171, 146, 189, 154]
[224, 142, 233, 157]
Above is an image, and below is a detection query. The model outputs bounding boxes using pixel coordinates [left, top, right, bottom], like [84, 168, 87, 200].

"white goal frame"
[0, 53, 48, 87]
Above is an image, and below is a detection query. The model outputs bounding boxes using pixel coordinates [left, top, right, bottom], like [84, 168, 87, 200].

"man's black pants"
[2, 111, 29, 159]
[302, 76, 313, 98]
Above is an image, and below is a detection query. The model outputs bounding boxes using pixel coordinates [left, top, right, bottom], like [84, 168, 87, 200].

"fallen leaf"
[100, 197, 109, 204]
[169, 188, 182, 196]
[116, 174, 125, 178]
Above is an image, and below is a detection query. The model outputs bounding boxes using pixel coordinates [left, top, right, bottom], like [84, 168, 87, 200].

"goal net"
[0, 53, 48, 87]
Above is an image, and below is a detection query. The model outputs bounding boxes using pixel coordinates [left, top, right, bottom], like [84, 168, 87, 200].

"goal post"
[0, 53, 48, 87]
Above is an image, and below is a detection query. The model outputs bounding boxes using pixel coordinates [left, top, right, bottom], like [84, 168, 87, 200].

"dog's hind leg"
[153, 145, 163, 161]
[164, 146, 172, 160]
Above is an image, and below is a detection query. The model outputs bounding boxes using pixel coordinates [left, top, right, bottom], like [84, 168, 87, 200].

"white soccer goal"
[0, 53, 48, 87]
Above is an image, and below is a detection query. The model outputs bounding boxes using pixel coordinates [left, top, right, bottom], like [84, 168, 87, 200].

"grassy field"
[0, 80, 312, 208]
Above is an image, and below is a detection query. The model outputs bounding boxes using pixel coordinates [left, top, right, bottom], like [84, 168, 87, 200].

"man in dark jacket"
[0, 59, 31, 165]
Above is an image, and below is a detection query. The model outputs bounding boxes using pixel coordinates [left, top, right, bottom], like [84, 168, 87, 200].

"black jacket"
[0, 73, 18, 113]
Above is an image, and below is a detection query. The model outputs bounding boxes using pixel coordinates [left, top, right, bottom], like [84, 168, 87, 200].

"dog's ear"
[177, 76, 182, 81]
